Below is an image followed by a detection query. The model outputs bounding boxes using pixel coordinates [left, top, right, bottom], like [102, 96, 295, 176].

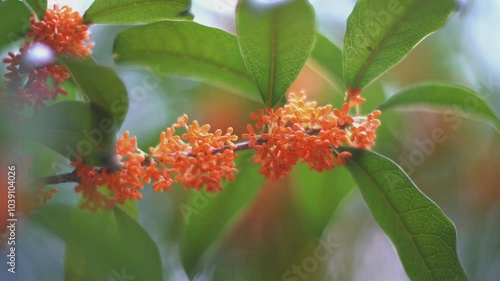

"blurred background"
[1, 0, 499, 280]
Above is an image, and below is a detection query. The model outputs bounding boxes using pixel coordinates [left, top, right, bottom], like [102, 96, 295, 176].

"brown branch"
[39, 168, 79, 185]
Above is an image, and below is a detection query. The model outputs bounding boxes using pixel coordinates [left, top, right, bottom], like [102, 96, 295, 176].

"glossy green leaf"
[309, 33, 345, 95]
[292, 164, 354, 235]
[84, 0, 193, 24]
[180, 151, 264, 278]
[236, 0, 316, 106]
[343, 148, 468, 281]
[0, 0, 31, 49]
[65, 60, 129, 128]
[378, 84, 500, 133]
[343, 0, 455, 89]
[114, 21, 261, 102]
[22, 101, 117, 166]
[113, 207, 163, 281]
[26, 0, 47, 19]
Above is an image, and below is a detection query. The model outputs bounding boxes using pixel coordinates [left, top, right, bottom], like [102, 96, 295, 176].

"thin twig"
[39, 169, 79, 185]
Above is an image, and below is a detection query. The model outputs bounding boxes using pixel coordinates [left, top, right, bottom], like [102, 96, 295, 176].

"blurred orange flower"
[1, 5, 93, 111]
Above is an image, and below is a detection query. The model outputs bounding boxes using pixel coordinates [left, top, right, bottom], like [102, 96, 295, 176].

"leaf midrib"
[351, 1, 419, 88]
[268, 9, 277, 106]
[347, 156, 435, 281]
[27, 0, 45, 18]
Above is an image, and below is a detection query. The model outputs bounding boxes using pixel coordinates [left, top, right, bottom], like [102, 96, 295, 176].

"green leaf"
[65, 202, 122, 281]
[343, 148, 468, 281]
[236, 0, 316, 106]
[0, 0, 31, 50]
[292, 164, 354, 235]
[179, 151, 264, 278]
[26, 0, 47, 19]
[30, 203, 73, 240]
[84, 0, 193, 24]
[378, 84, 500, 133]
[343, 0, 456, 89]
[114, 21, 261, 102]
[309, 33, 345, 95]
[65, 198, 161, 281]
[22, 101, 117, 166]
[113, 207, 163, 281]
[65, 60, 129, 128]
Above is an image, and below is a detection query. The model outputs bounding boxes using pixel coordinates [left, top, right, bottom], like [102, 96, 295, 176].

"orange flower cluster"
[28, 5, 94, 57]
[1, 5, 92, 111]
[243, 92, 381, 179]
[71, 92, 380, 210]
[72, 116, 239, 210]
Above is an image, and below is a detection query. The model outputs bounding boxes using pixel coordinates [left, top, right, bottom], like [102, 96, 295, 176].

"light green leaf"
[179, 151, 264, 278]
[309, 33, 345, 95]
[343, 0, 455, 89]
[84, 0, 193, 24]
[65, 60, 129, 128]
[343, 148, 468, 281]
[26, 0, 47, 19]
[292, 164, 354, 235]
[22, 101, 117, 166]
[114, 21, 261, 102]
[236, 0, 316, 106]
[378, 84, 500, 133]
[0, 0, 31, 50]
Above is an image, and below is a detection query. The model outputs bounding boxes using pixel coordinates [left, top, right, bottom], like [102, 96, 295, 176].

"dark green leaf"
[309, 33, 345, 95]
[114, 21, 261, 102]
[65, 196, 160, 281]
[236, 0, 316, 106]
[343, 148, 468, 281]
[343, 0, 455, 89]
[22, 101, 117, 166]
[65, 60, 129, 128]
[113, 207, 163, 281]
[84, 0, 193, 24]
[292, 164, 354, 235]
[26, 0, 47, 19]
[378, 84, 500, 133]
[0, 0, 31, 50]
[180, 151, 264, 278]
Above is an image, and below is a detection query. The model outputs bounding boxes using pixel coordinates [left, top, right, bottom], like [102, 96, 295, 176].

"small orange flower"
[333, 103, 354, 126]
[347, 86, 365, 106]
